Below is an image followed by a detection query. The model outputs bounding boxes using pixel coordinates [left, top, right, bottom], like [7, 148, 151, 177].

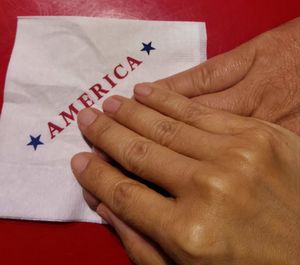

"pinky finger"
[97, 204, 173, 265]
[82, 189, 100, 211]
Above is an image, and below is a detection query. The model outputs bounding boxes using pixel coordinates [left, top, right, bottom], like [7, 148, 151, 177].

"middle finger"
[102, 95, 225, 160]
[77, 109, 201, 195]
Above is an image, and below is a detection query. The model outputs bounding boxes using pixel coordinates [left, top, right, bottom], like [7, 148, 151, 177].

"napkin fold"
[0, 16, 207, 223]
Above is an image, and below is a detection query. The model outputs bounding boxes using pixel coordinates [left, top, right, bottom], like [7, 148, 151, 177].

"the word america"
[48, 56, 142, 139]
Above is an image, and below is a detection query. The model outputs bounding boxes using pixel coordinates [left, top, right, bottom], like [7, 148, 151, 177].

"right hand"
[72, 85, 300, 265]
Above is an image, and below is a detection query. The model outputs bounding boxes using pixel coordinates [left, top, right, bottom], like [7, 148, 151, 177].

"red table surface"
[0, 1, 299, 264]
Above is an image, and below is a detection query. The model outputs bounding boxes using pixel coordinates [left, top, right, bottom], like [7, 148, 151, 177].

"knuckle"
[173, 221, 221, 260]
[178, 224, 204, 258]
[182, 103, 213, 126]
[182, 104, 201, 121]
[152, 119, 182, 146]
[248, 127, 276, 149]
[189, 165, 208, 189]
[111, 181, 142, 213]
[199, 164, 235, 199]
[164, 75, 180, 92]
[228, 145, 260, 167]
[171, 215, 228, 260]
[228, 127, 277, 168]
[192, 66, 212, 92]
[221, 128, 279, 184]
[183, 103, 209, 123]
[123, 139, 152, 173]
[207, 175, 232, 197]
[176, 223, 228, 262]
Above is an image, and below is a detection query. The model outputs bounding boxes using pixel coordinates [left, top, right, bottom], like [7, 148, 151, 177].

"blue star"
[141, 41, 156, 55]
[27, 135, 44, 151]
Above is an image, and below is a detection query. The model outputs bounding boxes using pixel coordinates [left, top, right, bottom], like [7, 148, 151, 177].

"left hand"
[150, 18, 300, 135]
[71, 85, 300, 265]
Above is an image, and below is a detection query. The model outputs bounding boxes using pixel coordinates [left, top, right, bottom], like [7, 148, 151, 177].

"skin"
[71, 18, 300, 265]
[152, 17, 300, 135]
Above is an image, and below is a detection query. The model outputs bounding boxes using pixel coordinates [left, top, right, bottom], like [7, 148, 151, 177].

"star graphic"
[141, 41, 156, 55]
[27, 135, 44, 151]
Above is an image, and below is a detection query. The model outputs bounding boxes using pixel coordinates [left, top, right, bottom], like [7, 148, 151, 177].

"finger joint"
[111, 180, 143, 215]
[123, 139, 152, 174]
[152, 119, 183, 147]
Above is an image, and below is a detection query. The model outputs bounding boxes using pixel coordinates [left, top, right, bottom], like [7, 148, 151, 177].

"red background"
[0, 1, 299, 264]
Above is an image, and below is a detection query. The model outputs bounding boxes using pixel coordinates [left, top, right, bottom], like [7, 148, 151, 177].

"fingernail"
[71, 154, 89, 175]
[78, 108, 98, 127]
[103, 97, 121, 113]
[134, 84, 152, 96]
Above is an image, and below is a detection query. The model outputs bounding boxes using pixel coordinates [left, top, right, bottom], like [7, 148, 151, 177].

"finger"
[134, 84, 253, 135]
[97, 204, 173, 265]
[92, 146, 113, 163]
[149, 41, 256, 97]
[193, 84, 300, 136]
[76, 108, 200, 194]
[102, 95, 226, 160]
[71, 152, 175, 243]
[82, 189, 100, 211]
[190, 72, 264, 117]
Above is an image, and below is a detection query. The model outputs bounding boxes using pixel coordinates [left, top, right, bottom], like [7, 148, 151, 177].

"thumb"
[191, 84, 256, 116]
[148, 41, 256, 97]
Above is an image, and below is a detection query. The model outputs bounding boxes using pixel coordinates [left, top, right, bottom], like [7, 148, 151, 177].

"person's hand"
[150, 17, 300, 135]
[71, 85, 300, 265]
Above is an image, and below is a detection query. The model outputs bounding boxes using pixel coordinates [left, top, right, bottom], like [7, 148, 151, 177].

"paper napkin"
[0, 16, 206, 223]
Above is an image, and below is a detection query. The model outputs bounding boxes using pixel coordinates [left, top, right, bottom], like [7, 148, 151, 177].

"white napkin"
[0, 16, 206, 223]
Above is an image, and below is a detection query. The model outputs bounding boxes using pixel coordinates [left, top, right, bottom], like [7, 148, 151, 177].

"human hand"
[150, 17, 300, 135]
[71, 85, 300, 265]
